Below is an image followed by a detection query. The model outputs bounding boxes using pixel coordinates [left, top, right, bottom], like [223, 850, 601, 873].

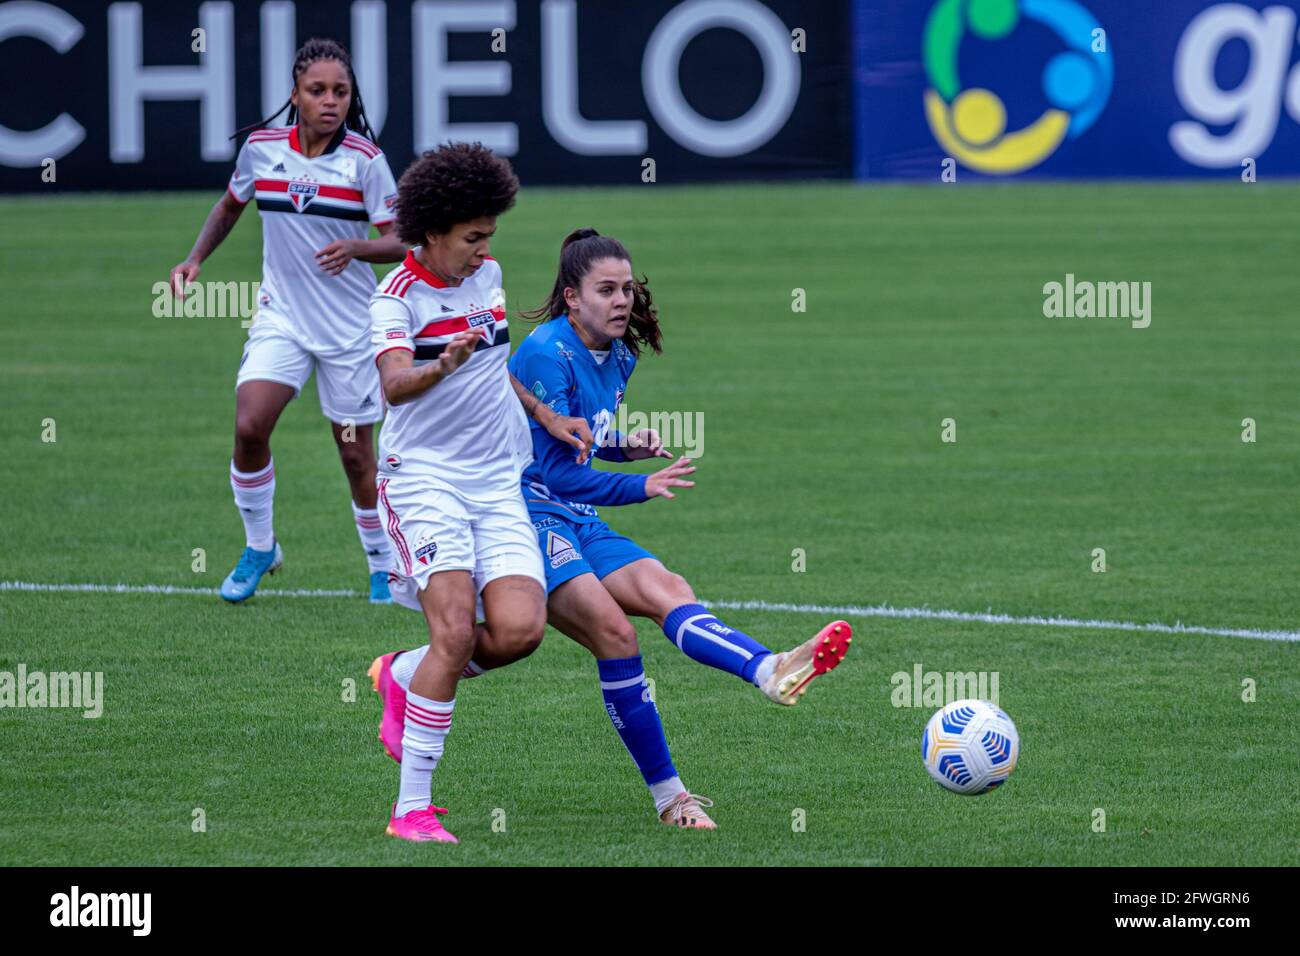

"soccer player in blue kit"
[513, 229, 853, 824]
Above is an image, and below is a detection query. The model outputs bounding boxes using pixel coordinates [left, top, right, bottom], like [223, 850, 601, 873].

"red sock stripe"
[406, 699, 453, 719]
[405, 710, 452, 730]
[231, 468, 274, 488]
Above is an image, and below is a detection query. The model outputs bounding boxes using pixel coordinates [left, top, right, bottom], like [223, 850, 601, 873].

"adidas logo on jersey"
[271, 162, 287, 173]
[359, 395, 374, 408]
[440, 305, 453, 312]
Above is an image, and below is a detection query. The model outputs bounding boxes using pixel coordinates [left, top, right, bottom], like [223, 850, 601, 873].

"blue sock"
[662, 603, 772, 684]
[597, 656, 676, 787]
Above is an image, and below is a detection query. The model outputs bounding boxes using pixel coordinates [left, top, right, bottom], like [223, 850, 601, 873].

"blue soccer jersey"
[509, 316, 650, 523]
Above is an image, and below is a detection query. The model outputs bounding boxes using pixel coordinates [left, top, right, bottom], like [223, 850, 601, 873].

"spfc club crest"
[287, 180, 319, 211]
[466, 309, 497, 344]
[414, 532, 438, 566]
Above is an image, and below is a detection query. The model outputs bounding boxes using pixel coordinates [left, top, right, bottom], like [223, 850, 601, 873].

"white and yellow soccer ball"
[921, 700, 1019, 795]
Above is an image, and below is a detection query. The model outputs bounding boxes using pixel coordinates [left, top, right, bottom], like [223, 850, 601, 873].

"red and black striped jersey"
[370, 251, 531, 495]
[228, 124, 398, 354]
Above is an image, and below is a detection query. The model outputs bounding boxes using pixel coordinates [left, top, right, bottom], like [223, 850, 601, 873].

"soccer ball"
[921, 699, 1019, 795]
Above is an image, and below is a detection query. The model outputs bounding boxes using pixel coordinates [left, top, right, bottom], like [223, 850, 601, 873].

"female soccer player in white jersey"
[369, 144, 594, 844]
[169, 39, 405, 604]
[370, 229, 851, 833]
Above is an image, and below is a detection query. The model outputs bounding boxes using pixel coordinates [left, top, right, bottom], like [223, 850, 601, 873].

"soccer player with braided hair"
[169, 38, 406, 604]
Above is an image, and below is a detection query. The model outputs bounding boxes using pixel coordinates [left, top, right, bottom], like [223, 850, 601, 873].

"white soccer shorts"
[376, 475, 546, 614]
[236, 309, 384, 425]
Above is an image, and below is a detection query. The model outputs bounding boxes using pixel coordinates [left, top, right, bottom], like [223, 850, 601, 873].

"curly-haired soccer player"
[368, 144, 592, 843]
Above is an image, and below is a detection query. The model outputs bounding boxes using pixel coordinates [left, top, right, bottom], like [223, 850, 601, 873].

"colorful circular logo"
[923, 0, 1113, 174]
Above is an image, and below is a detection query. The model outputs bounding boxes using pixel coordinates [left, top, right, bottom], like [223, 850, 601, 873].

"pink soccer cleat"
[386, 804, 458, 843]
[367, 652, 406, 763]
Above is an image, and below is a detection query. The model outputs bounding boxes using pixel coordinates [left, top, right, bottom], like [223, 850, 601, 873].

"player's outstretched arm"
[508, 373, 592, 464]
[534, 429, 695, 505]
[315, 223, 407, 275]
[169, 190, 245, 299]
[377, 330, 478, 405]
[532, 429, 649, 506]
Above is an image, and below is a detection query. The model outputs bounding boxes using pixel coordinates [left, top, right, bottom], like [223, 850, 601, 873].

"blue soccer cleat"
[369, 571, 393, 604]
[219, 541, 284, 603]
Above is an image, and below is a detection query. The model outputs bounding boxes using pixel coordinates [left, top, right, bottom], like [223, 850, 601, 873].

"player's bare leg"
[330, 421, 392, 603]
[476, 575, 546, 667]
[547, 573, 715, 829]
[221, 380, 295, 602]
[601, 558, 852, 706]
[233, 379, 295, 473]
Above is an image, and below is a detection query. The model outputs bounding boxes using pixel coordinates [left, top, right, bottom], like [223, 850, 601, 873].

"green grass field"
[1, 182, 1297, 866]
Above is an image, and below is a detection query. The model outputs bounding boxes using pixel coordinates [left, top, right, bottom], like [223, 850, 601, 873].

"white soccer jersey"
[228, 124, 398, 354]
[371, 252, 532, 495]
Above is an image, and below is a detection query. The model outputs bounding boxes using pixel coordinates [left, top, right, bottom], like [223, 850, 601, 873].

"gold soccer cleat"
[659, 792, 718, 830]
[760, 620, 852, 706]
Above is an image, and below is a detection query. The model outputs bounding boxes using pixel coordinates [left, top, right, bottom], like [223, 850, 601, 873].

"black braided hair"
[231, 38, 376, 141]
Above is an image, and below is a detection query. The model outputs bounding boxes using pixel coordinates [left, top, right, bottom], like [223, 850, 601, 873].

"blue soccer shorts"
[530, 511, 657, 594]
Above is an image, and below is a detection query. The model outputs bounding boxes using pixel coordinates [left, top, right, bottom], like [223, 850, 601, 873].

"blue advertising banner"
[853, 0, 1300, 178]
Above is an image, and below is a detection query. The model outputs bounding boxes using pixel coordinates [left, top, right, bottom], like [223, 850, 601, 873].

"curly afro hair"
[394, 143, 519, 245]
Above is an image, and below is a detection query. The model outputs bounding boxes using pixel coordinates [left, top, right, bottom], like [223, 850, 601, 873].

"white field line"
[2, 580, 1297, 643]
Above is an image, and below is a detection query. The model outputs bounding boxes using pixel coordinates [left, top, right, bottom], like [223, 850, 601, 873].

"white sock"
[395, 692, 454, 816]
[753, 652, 779, 688]
[392, 645, 485, 690]
[230, 459, 275, 551]
[650, 775, 686, 815]
[352, 502, 391, 574]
